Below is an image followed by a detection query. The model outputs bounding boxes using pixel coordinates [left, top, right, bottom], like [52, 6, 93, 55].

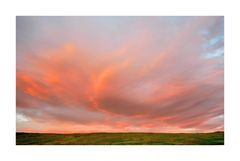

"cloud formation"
[16, 16, 224, 133]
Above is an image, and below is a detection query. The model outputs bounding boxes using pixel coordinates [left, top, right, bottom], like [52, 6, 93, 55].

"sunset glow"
[16, 16, 224, 133]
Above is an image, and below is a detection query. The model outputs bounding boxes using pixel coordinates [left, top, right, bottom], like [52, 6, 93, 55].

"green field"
[16, 131, 223, 145]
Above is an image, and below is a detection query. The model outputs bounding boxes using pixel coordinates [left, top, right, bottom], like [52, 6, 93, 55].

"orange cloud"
[16, 17, 224, 133]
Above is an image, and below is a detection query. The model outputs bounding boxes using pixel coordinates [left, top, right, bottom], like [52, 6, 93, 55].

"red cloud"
[16, 17, 224, 133]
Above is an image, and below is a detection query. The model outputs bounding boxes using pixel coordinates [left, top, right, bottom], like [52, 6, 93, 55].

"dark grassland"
[16, 131, 224, 145]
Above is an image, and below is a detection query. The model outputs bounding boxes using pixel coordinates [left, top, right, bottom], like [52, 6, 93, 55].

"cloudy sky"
[16, 16, 224, 133]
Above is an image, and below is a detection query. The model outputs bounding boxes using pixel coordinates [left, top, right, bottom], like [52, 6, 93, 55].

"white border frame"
[1, 0, 240, 161]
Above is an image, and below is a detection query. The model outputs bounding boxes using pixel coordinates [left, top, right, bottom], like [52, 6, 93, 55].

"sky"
[16, 16, 224, 133]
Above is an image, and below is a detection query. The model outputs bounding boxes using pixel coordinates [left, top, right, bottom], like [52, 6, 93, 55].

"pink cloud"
[16, 16, 224, 133]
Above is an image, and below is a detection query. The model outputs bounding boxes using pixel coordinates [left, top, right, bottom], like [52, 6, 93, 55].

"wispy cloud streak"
[16, 16, 224, 133]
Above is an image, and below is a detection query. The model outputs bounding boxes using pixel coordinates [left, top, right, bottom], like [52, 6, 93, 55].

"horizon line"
[16, 131, 224, 135]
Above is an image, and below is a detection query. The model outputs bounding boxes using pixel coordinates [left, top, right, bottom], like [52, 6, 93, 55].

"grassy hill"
[16, 131, 224, 145]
